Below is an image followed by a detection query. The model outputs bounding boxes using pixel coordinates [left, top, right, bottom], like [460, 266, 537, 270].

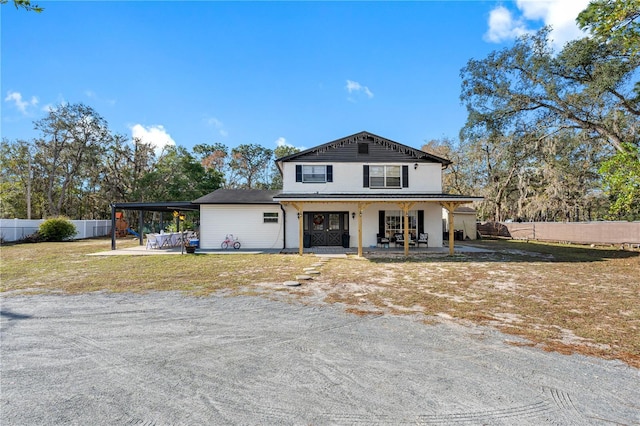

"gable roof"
[276, 131, 452, 167]
[193, 189, 279, 205]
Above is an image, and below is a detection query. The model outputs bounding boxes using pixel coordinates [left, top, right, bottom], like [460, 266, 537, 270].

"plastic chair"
[145, 234, 159, 249]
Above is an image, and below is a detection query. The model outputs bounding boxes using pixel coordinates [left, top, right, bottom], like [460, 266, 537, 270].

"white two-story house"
[194, 131, 482, 255]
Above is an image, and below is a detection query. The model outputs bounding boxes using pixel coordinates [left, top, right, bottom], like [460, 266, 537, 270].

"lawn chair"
[145, 233, 159, 249]
[416, 232, 428, 247]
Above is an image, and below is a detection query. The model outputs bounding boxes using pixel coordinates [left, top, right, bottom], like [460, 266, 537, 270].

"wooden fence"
[477, 221, 640, 246]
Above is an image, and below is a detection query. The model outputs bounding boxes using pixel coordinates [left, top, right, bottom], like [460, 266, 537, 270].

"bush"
[38, 217, 77, 242]
[20, 232, 44, 244]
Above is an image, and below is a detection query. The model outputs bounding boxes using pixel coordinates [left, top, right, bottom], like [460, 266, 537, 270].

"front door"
[308, 212, 347, 246]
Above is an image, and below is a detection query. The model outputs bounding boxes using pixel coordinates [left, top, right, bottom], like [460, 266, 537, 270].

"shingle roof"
[454, 206, 477, 213]
[193, 189, 280, 204]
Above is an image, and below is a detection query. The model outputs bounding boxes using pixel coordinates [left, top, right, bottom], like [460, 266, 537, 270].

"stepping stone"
[311, 263, 323, 267]
[295, 275, 313, 280]
[284, 281, 301, 287]
[306, 270, 320, 274]
[303, 267, 317, 272]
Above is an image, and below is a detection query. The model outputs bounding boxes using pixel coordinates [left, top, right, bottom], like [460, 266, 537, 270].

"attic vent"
[358, 143, 369, 154]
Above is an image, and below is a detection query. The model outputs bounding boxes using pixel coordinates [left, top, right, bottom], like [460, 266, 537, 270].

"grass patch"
[2, 237, 639, 368]
[0, 238, 315, 295]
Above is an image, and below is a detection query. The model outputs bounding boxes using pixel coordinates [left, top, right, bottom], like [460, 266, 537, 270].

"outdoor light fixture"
[297, 212, 301, 219]
[351, 212, 356, 219]
[414, 163, 418, 170]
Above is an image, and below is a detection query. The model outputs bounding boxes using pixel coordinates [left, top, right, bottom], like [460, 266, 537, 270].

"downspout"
[280, 204, 286, 249]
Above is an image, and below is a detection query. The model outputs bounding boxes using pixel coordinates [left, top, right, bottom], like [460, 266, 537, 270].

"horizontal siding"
[200, 205, 283, 249]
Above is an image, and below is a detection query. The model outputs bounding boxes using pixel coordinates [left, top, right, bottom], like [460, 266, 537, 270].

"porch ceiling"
[274, 193, 483, 203]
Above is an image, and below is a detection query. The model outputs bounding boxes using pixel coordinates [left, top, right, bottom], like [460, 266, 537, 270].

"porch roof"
[273, 193, 483, 203]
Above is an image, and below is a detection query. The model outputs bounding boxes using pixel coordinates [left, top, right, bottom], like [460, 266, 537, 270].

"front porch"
[276, 194, 482, 256]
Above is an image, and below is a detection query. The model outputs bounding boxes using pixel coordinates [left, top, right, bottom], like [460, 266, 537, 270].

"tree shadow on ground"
[0, 310, 32, 320]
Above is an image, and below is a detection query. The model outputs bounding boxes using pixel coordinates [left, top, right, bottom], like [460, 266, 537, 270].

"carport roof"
[110, 201, 199, 212]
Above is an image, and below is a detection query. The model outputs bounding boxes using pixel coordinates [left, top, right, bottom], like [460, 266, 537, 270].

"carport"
[109, 202, 199, 250]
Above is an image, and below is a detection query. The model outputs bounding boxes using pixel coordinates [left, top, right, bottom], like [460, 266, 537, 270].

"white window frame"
[302, 165, 327, 183]
[384, 210, 417, 239]
[370, 165, 401, 188]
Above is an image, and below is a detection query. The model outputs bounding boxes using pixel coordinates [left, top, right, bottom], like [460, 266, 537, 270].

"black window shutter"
[418, 210, 424, 236]
[296, 165, 302, 182]
[363, 165, 369, 187]
[378, 211, 385, 237]
[402, 165, 409, 188]
[326, 165, 333, 182]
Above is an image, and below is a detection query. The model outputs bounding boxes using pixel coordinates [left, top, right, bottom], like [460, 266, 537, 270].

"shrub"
[20, 232, 44, 244]
[38, 217, 77, 242]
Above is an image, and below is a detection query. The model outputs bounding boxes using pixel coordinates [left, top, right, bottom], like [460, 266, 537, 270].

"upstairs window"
[363, 165, 409, 188]
[296, 165, 333, 183]
[370, 165, 401, 188]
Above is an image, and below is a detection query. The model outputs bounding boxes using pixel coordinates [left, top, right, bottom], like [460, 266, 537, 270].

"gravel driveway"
[1, 292, 638, 425]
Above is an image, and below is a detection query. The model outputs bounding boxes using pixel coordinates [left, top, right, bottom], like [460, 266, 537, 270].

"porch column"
[440, 201, 464, 256]
[400, 202, 415, 256]
[357, 210, 363, 257]
[288, 202, 304, 256]
[299, 209, 304, 255]
[356, 202, 370, 257]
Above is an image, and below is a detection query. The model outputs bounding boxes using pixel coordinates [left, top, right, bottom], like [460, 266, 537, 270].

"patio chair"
[416, 232, 428, 247]
[145, 233, 159, 249]
[377, 233, 390, 248]
[394, 233, 404, 247]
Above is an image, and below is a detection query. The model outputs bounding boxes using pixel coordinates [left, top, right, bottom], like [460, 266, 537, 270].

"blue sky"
[2, 0, 589, 154]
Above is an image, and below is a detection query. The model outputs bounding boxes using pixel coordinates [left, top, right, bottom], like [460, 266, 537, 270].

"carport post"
[138, 209, 144, 245]
[110, 204, 116, 250]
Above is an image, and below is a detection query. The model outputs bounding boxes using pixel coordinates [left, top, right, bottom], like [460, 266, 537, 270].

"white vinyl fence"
[0, 219, 111, 242]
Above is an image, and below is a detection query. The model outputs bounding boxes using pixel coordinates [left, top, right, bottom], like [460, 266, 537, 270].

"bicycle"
[221, 234, 241, 250]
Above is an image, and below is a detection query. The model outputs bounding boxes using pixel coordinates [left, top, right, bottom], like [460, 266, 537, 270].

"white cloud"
[345, 80, 374, 101]
[275, 137, 291, 147]
[274, 137, 306, 152]
[204, 116, 228, 137]
[485, 0, 590, 49]
[4, 91, 39, 114]
[484, 6, 530, 43]
[130, 124, 175, 154]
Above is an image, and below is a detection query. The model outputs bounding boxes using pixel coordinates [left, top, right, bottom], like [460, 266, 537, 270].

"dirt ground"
[2, 292, 639, 425]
